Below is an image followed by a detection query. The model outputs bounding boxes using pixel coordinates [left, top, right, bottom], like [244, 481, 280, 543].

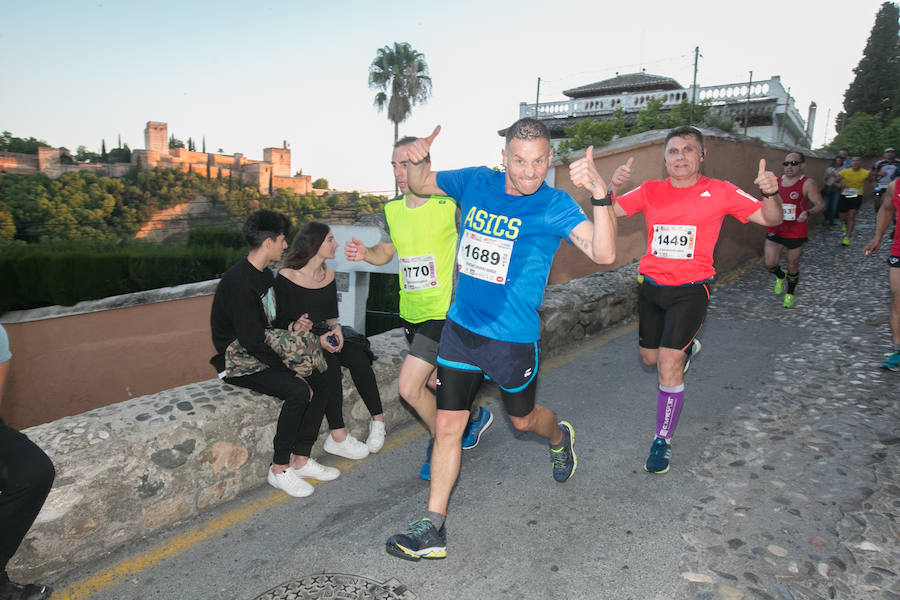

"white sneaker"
[366, 420, 386, 453]
[291, 457, 340, 481]
[267, 468, 314, 497]
[323, 433, 370, 459]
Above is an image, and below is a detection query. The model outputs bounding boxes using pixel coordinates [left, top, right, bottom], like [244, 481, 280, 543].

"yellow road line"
[542, 320, 637, 371]
[53, 425, 425, 599]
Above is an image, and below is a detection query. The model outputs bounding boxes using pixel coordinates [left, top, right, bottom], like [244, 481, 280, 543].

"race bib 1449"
[651, 224, 697, 259]
[457, 229, 513, 284]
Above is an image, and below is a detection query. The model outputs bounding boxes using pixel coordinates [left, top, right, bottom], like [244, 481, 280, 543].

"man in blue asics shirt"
[386, 118, 618, 561]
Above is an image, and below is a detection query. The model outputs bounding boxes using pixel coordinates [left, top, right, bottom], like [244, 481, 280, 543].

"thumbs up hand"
[611, 156, 635, 188]
[407, 125, 441, 164]
[754, 158, 778, 197]
[568, 146, 608, 199]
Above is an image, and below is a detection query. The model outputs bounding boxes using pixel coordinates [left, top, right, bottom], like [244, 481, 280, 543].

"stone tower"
[263, 141, 291, 178]
[144, 121, 169, 157]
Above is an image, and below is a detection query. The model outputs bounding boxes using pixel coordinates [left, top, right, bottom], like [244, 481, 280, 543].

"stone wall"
[548, 128, 831, 284]
[0, 151, 39, 173]
[8, 265, 640, 582]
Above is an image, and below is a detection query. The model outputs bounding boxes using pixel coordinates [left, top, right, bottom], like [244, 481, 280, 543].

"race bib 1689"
[457, 229, 513, 284]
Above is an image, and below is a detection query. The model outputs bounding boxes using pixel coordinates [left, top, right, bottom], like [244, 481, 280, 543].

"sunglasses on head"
[782, 160, 802, 166]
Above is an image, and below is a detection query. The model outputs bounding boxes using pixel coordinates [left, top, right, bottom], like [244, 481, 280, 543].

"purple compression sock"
[656, 384, 685, 439]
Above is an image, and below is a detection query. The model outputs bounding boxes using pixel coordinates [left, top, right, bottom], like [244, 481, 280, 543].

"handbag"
[225, 288, 327, 378]
[225, 329, 327, 378]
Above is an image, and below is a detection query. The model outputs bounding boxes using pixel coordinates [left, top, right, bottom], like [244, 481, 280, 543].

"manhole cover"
[253, 573, 416, 599]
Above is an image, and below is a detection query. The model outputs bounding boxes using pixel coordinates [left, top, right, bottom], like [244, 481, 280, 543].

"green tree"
[369, 42, 432, 143]
[631, 98, 668, 134]
[312, 177, 329, 190]
[75, 145, 100, 163]
[557, 108, 627, 155]
[556, 99, 734, 156]
[0, 131, 51, 154]
[841, 2, 900, 125]
[0, 200, 15, 240]
[169, 135, 185, 149]
[107, 144, 131, 163]
[829, 112, 886, 155]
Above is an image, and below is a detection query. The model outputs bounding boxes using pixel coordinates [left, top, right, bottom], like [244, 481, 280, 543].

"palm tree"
[369, 42, 432, 144]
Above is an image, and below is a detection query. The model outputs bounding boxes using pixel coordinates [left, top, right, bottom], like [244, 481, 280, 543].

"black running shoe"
[550, 421, 577, 482]
[386, 518, 447, 561]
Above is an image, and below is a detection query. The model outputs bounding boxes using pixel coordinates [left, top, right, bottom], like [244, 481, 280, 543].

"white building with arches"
[517, 72, 815, 149]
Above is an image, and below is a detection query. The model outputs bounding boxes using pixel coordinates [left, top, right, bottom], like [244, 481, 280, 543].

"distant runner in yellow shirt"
[838, 156, 871, 246]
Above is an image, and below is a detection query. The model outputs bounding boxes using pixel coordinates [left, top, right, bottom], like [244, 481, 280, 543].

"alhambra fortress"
[0, 120, 316, 195]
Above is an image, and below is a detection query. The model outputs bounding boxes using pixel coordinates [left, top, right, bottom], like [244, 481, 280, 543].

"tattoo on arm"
[570, 231, 591, 253]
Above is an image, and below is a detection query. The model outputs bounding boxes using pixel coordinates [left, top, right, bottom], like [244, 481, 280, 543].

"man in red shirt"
[863, 180, 900, 371]
[610, 126, 783, 473]
[765, 152, 825, 308]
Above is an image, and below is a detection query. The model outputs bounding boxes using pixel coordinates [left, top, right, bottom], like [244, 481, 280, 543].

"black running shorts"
[766, 232, 807, 250]
[638, 281, 709, 352]
[435, 319, 539, 417]
[403, 319, 444, 365]
[838, 196, 862, 213]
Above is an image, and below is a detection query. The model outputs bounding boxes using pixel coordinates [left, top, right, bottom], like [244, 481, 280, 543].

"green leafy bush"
[0, 242, 243, 312]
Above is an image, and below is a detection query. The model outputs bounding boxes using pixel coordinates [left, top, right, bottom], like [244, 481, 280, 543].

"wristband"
[760, 189, 779, 198]
[591, 190, 613, 206]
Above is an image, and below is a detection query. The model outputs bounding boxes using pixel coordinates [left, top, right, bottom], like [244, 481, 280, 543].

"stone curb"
[9, 264, 640, 581]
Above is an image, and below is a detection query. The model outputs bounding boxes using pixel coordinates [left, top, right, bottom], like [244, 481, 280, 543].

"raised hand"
[406, 125, 441, 164]
[611, 156, 635, 188]
[754, 158, 778, 196]
[568, 146, 608, 198]
[345, 237, 366, 261]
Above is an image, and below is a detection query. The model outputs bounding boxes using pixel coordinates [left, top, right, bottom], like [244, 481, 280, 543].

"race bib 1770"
[400, 254, 438, 291]
[651, 224, 697, 259]
[457, 229, 513, 284]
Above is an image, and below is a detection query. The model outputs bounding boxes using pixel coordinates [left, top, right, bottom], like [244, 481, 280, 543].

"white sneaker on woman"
[267, 468, 314, 497]
[323, 433, 370, 459]
[366, 420, 386, 453]
[291, 457, 340, 481]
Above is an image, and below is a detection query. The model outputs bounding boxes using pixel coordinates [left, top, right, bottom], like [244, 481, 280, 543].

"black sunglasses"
[782, 160, 802, 166]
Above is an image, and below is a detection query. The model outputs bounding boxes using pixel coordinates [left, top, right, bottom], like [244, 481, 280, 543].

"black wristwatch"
[591, 190, 613, 206]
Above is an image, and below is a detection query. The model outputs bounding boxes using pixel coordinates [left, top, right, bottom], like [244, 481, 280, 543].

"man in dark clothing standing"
[210, 209, 338, 498]
[0, 324, 55, 600]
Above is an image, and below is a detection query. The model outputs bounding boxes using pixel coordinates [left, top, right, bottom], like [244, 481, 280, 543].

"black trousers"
[226, 367, 327, 464]
[320, 343, 383, 431]
[0, 420, 55, 574]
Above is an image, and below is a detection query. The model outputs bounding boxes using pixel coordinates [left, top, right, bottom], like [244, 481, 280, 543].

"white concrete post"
[326, 225, 399, 333]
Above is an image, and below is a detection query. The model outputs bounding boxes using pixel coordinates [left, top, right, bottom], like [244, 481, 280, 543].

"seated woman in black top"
[274, 222, 385, 459]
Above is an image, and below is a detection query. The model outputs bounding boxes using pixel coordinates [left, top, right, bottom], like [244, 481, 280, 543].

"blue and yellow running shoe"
[386, 518, 447, 561]
[550, 421, 577, 482]
[644, 436, 671, 474]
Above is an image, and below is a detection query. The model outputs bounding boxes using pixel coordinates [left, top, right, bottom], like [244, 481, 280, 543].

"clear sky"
[1, 0, 891, 194]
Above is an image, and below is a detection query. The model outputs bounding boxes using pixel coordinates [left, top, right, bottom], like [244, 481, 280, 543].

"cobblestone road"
[661, 208, 899, 600]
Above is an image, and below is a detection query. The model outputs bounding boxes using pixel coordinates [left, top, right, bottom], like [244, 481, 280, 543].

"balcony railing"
[520, 77, 786, 120]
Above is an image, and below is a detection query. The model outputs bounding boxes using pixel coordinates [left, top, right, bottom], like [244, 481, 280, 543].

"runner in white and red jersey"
[863, 180, 900, 371]
[608, 125, 783, 474]
[764, 152, 825, 308]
